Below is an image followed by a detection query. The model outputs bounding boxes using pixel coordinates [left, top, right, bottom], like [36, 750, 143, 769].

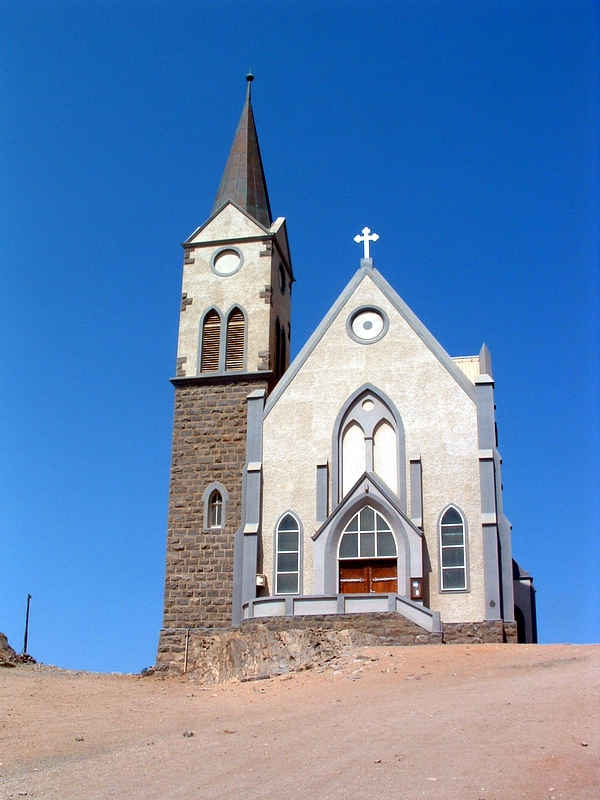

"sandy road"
[1, 644, 598, 800]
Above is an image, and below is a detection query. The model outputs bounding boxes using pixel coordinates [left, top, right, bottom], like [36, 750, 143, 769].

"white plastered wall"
[177, 205, 278, 374]
[262, 273, 485, 623]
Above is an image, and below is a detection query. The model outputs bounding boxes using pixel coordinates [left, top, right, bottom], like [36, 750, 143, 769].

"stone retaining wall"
[442, 620, 517, 644]
[242, 613, 441, 645]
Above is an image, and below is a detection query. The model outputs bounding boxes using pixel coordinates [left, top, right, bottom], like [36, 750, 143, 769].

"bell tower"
[157, 76, 293, 666]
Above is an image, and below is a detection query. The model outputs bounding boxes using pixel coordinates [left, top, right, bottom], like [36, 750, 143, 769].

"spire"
[212, 73, 273, 228]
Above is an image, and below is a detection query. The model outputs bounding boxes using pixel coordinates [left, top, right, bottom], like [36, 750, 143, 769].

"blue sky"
[3, 1, 598, 672]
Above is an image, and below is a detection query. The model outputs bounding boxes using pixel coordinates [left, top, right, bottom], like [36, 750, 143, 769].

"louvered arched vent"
[201, 310, 221, 372]
[225, 308, 245, 371]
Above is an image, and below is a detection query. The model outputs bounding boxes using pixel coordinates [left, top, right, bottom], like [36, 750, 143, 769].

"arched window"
[208, 490, 223, 528]
[200, 310, 221, 372]
[202, 482, 229, 531]
[225, 307, 245, 371]
[439, 507, 466, 590]
[275, 513, 300, 594]
[342, 422, 365, 495]
[338, 507, 397, 560]
[373, 420, 397, 492]
[335, 388, 403, 501]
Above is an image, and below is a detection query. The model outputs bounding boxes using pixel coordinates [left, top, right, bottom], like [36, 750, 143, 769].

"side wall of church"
[261, 274, 485, 623]
[159, 378, 268, 657]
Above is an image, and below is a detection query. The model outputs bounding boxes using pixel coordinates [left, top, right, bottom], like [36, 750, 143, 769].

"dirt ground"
[1, 644, 598, 800]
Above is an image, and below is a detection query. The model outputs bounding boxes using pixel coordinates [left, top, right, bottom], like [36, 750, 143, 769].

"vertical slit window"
[208, 490, 223, 528]
[440, 507, 466, 590]
[201, 310, 221, 372]
[276, 514, 300, 594]
[225, 307, 245, 371]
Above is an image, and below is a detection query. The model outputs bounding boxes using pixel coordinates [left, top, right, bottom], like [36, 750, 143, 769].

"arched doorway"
[338, 506, 398, 593]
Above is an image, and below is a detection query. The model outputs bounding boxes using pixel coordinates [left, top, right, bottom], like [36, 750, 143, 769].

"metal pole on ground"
[23, 593, 32, 655]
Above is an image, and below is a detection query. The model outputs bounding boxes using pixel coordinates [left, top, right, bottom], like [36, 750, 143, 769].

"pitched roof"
[264, 263, 477, 417]
[212, 75, 272, 229]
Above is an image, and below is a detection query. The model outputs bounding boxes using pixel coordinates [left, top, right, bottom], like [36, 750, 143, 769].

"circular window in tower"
[211, 247, 243, 276]
[346, 306, 389, 344]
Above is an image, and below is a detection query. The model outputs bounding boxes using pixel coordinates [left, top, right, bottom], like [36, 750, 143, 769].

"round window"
[347, 307, 388, 344]
[212, 248, 242, 276]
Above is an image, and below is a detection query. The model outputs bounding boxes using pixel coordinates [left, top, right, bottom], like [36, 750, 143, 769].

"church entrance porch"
[339, 559, 397, 594]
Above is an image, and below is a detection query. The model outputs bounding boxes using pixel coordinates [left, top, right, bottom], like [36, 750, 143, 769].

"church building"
[157, 77, 537, 667]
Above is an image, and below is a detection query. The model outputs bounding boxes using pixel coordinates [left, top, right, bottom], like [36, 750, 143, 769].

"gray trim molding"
[201, 481, 230, 532]
[235, 389, 266, 623]
[482, 524, 502, 620]
[272, 511, 304, 595]
[345, 304, 390, 345]
[171, 371, 272, 387]
[264, 264, 476, 418]
[437, 504, 470, 593]
[479, 342, 493, 378]
[331, 383, 406, 510]
[409, 458, 423, 528]
[210, 245, 244, 277]
[316, 462, 329, 522]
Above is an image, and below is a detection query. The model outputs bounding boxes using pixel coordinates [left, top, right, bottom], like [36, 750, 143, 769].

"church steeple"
[212, 73, 273, 228]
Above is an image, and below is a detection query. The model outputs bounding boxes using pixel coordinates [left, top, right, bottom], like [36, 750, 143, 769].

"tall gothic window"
[208, 490, 223, 528]
[440, 507, 466, 590]
[338, 390, 400, 498]
[275, 513, 300, 594]
[225, 307, 245, 370]
[200, 310, 221, 372]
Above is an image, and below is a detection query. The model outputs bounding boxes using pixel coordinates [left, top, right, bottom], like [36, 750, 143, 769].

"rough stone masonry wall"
[243, 613, 442, 646]
[158, 378, 268, 666]
[443, 621, 518, 644]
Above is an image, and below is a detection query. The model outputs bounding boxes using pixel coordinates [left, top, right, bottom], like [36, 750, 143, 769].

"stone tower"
[157, 76, 293, 663]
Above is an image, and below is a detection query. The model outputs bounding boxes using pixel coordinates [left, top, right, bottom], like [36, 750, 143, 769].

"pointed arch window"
[342, 422, 366, 496]
[202, 482, 229, 531]
[275, 513, 301, 594]
[200, 310, 221, 372]
[440, 507, 467, 590]
[208, 490, 223, 528]
[336, 390, 402, 501]
[225, 307, 245, 371]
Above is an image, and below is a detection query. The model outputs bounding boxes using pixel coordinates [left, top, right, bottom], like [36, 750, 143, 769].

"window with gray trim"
[225, 307, 245, 370]
[207, 490, 223, 528]
[339, 393, 398, 496]
[275, 514, 300, 594]
[202, 481, 229, 531]
[440, 507, 466, 590]
[199, 306, 246, 374]
[200, 310, 221, 372]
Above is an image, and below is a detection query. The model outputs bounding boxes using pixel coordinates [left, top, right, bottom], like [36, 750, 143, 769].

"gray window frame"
[273, 511, 303, 595]
[210, 245, 244, 277]
[438, 504, 470, 593]
[202, 481, 229, 532]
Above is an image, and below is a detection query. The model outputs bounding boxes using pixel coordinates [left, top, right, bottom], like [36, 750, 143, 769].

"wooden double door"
[339, 559, 398, 594]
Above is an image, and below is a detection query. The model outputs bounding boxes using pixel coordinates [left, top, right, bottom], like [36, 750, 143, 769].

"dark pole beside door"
[23, 593, 32, 655]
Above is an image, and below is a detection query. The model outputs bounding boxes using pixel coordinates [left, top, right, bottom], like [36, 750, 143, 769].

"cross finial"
[353, 226, 379, 262]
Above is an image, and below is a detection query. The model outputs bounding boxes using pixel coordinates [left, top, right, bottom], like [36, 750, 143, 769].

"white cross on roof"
[353, 226, 379, 260]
